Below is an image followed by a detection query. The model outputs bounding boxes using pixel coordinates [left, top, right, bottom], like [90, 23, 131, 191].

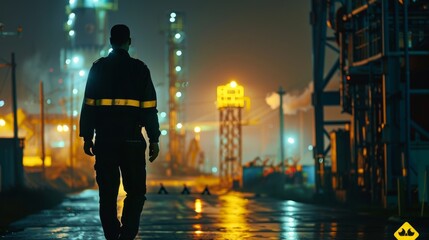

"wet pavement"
[1, 182, 428, 240]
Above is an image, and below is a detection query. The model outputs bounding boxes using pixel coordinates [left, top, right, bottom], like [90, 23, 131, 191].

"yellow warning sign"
[394, 222, 419, 240]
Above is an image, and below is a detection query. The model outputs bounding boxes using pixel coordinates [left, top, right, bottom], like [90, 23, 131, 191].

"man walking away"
[79, 24, 160, 240]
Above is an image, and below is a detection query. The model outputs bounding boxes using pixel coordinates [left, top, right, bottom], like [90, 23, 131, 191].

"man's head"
[110, 24, 131, 50]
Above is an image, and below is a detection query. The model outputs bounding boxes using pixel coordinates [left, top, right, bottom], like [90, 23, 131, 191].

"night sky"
[1, 1, 340, 167]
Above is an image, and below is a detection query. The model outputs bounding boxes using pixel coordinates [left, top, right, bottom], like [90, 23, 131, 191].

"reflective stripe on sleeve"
[84, 98, 156, 108]
[141, 100, 156, 108]
[85, 98, 96, 105]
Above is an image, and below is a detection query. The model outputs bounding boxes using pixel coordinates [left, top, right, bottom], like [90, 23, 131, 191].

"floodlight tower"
[167, 11, 187, 175]
[217, 81, 249, 187]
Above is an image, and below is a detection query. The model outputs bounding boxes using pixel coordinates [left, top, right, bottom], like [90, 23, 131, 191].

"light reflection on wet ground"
[2, 187, 428, 239]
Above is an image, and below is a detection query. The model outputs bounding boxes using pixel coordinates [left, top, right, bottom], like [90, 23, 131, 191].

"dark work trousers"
[94, 140, 147, 240]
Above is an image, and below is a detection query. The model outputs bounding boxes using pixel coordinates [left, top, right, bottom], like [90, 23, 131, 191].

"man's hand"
[149, 142, 159, 162]
[84, 140, 95, 156]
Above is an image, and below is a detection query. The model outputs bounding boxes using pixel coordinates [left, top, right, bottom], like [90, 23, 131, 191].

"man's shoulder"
[92, 57, 106, 65]
[132, 57, 147, 65]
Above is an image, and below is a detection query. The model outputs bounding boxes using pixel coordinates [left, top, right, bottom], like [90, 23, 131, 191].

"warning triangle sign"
[394, 222, 419, 240]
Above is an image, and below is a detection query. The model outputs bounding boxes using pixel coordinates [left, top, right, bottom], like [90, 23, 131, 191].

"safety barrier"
[157, 183, 211, 195]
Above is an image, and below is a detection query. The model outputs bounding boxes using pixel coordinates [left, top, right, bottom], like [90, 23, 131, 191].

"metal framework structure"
[167, 11, 187, 175]
[219, 108, 242, 186]
[311, 0, 429, 207]
[217, 81, 248, 187]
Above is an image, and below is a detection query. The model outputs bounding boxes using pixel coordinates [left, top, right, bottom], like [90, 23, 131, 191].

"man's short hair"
[110, 24, 130, 46]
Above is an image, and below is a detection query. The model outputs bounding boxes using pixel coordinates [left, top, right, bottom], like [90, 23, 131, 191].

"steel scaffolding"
[311, 0, 429, 207]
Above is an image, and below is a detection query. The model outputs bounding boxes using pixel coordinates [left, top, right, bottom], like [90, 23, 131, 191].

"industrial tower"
[166, 11, 187, 175]
[217, 81, 249, 187]
[61, 0, 118, 183]
[311, 0, 429, 207]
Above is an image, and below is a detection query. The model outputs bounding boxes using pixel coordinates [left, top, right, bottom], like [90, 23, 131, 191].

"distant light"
[170, 12, 177, 18]
[65, 59, 71, 65]
[0, 119, 6, 127]
[176, 50, 182, 56]
[69, 30, 75, 37]
[46, 99, 52, 104]
[169, 17, 176, 23]
[229, 81, 237, 88]
[177, 123, 183, 129]
[175, 66, 182, 72]
[308, 145, 313, 151]
[175, 33, 181, 39]
[287, 137, 295, 144]
[69, 13, 76, 19]
[194, 126, 201, 133]
[108, 48, 113, 53]
[79, 70, 85, 77]
[73, 125, 77, 130]
[72, 56, 79, 63]
[72, 88, 78, 94]
[67, 19, 73, 26]
[176, 91, 182, 98]
[161, 130, 168, 135]
[93, 0, 98, 3]
[0, 100, 4, 107]
[73, 110, 78, 116]
[69, 0, 76, 5]
[57, 124, 70, 132]
[51, 141, 65, 148]
[160, 112, 167, 118]
[211, 167, 218, 173]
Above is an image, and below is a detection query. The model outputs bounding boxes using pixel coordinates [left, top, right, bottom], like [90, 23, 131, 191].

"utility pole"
[278, 86, 286, 175]
[11, 53, 18, 142]
[70, 73, 74, 189]
[0, 53, 22, 187]
[39, 81, 46, 179]
[1, 24, 24, 188]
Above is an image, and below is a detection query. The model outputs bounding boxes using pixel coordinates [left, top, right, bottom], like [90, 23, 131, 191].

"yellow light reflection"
[195, 198, 202, 213]
[329, 222, 338, 238]
[218, 193, 249, 238]
[280, 201, 299, 239]
[193, 224, 203, 236]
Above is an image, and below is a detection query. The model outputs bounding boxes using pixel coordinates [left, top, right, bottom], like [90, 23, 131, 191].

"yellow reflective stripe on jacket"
[141, 100, 156, 108]
[85, 98, 156, 108]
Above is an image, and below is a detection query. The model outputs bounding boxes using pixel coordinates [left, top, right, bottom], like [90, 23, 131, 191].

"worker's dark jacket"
[79, 49, 160, 143]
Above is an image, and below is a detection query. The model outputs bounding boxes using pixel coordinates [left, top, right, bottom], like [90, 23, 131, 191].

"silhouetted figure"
[181, 184, 191, 194]
[407, 228, 415, 236]
[79, 24, 160, 240]
[158, 183, 168, 194]
[398, 228, 406, 236]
